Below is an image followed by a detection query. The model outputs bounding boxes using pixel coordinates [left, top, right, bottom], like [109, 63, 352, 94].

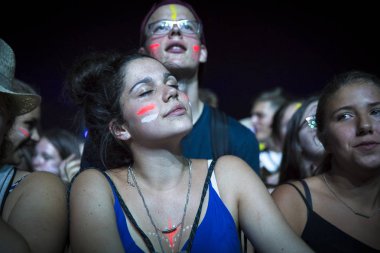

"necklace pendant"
[161, 225, 178, 234]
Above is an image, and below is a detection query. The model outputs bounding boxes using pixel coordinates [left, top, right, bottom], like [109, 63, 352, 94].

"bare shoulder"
[214, 155, 261, 184]
[213, 155, 266, 200]
[214, 155, 255, 174]
[271, 181, 305, 205]
[70, 168, 113, 204]
[21, 171, 65, 190]
[272, 177, 320, 201]
[71, 168, 110, 190]
[3, 171, 67, 220]
[8, 171, 67, 205]
[20, 171, 67, 206]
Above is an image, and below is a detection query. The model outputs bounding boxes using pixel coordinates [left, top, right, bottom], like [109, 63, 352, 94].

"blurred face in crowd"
[251, 101, 276, 143]
[32, 137, 62, 175]
[298, 101, 324, 162]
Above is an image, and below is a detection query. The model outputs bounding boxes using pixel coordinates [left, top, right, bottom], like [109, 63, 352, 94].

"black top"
[286, 180, 380, 253]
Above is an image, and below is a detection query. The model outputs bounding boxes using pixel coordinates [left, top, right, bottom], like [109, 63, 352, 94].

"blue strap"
[0, 165, 16, 214]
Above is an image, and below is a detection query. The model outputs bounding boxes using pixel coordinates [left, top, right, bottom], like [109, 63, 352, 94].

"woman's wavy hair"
[66, 50, 155, 170]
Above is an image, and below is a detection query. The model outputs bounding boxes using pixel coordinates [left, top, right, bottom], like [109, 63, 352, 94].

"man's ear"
[199, 45, 207, 63]
[109, 120, 131, 141]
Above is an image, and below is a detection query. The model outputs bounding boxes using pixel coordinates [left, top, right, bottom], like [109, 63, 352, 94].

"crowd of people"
[1, 0, 379, 252]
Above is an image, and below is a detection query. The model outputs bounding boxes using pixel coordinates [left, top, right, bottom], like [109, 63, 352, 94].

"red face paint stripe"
[193, 45, 200, 52]
[149, 43, 160, 50]
[18, 127, 30, 138]
[136, 104, 156, 115]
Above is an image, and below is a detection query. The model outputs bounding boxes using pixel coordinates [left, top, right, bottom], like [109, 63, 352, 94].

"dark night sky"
[2, 0, 379, 133]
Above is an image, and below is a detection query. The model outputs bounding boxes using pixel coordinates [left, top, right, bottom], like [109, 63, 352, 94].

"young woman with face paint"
[67, 51, 314, 253]
[80, 0, 261, 177]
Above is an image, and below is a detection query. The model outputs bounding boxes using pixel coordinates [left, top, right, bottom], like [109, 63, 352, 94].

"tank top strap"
[284, 180, 313, 221]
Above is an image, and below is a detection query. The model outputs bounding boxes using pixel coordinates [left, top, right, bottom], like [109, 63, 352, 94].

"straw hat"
[0, 38, 40, 115]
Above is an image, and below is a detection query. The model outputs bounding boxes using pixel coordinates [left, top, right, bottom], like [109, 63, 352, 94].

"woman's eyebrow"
[129, 77, 153, 94]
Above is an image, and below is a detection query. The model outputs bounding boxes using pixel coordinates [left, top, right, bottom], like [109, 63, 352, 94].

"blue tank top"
[104, 170, 241, 252]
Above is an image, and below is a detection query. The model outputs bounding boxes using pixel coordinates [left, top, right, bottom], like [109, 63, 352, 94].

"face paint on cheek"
[137, 104, 155, 115]
[18, 127, 30, 138]
[183, 93, 189, 101]
[149, 43, 160, 55]
[141, 113, 159, 123]
[136, 104, 159, 123]
[192, 45, 200, 60]
[180, 93, 189, 105]
[169, 5, 177, 20]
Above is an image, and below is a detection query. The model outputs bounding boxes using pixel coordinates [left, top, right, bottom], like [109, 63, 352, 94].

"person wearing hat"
[79, 0, 261, 175]
[0, 38, 68, 253]
[4, 78, 42, 172]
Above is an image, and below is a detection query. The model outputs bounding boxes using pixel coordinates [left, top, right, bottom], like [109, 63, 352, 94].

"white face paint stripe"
[141, 113, 159, 123]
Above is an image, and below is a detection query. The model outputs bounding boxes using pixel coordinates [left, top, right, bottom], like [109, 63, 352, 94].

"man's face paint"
[192, 44, 200, 60]
[169, 4, 177, 20]
[193, 45, 200, 52]
[147, 5, 176, 55]
[136, 104, 159, 123]
[149, 43, 160, 55]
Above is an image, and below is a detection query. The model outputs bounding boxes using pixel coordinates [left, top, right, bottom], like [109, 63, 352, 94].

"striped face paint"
[136, 104, 159, 123]
[169, 4, 177, 20]
[18, 127, 30, 138]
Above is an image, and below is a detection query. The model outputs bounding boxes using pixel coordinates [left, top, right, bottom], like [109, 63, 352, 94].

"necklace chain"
[322, 174, 380, 219]
[129, 159, 192, 253]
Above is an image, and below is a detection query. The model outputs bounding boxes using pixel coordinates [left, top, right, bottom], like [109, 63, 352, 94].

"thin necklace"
[129, 159, 192, 253]
[322, 174, 380, 219]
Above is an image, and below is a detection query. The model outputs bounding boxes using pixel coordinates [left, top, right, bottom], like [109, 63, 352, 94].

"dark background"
[2, 0, 379, 134]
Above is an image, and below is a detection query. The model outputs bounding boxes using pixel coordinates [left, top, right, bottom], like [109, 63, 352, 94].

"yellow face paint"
[169, 4, 177, 20]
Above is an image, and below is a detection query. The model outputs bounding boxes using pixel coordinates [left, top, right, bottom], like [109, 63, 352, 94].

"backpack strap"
[210, 107, 229, 160]
[0, 165, 16, 214]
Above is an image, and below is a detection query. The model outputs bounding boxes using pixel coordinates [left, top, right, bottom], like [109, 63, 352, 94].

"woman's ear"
[109, 120, 131, 141]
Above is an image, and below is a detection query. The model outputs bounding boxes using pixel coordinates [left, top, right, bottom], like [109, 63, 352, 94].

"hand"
[59, 154, 80, 185]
